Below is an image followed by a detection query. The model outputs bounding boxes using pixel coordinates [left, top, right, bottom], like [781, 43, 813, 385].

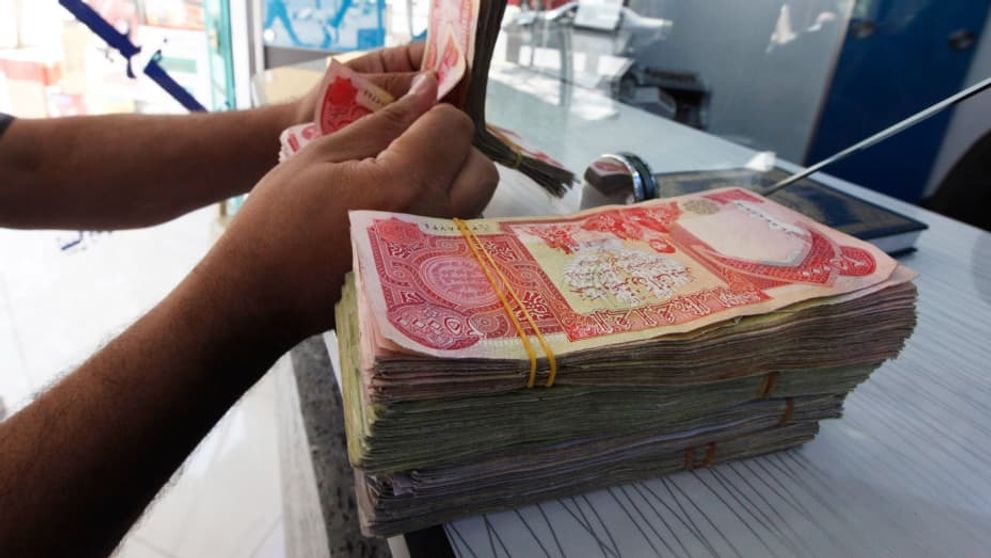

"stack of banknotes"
[336, 188, 917, 536]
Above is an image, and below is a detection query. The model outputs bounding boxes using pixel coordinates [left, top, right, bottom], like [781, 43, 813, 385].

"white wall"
[13, 0, 65, 48]
[925, 9, 991, 198]
[0, 0, 19, 48]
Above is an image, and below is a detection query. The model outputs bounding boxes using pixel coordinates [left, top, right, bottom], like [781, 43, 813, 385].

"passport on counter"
[654, 168, 927, 255]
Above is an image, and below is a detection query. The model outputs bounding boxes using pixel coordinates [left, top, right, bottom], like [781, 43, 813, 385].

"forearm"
[0, 72, 490, 556]
[0, 103, 298, 229]
[0, 250, 294, 556]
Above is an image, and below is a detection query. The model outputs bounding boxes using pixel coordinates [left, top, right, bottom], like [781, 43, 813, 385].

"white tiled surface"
[0, 208, 286, 558]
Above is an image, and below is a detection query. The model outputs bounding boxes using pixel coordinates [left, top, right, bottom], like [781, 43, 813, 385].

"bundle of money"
[336, 187, 917, 536]
[443, 0, 576, 196]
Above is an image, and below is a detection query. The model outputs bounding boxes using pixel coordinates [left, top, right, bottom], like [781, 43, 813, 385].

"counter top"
[258, 58, 991, 557]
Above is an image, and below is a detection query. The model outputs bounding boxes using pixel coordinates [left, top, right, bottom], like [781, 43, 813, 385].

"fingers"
[376, 103, 475, 190]
[348, 42, 425, 73]
[364, 72, 417, 100]
[305, 73, 438, 163]
[448, 148, 499, 217]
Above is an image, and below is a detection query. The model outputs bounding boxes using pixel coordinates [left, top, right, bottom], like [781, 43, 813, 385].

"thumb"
[307, 73, 438, 163]
[363, 71, 418, 100]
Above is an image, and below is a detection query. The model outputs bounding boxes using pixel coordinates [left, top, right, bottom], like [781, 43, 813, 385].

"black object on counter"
[656, 167, 928, 256]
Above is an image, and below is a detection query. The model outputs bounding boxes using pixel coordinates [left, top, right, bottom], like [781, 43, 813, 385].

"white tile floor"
[0, 207, 286, 558]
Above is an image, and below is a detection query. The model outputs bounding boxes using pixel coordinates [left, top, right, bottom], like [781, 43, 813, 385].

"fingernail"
[407, 73, 431, 97]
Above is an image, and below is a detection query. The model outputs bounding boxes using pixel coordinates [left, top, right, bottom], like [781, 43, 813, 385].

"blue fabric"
[58, 0, 205, 112]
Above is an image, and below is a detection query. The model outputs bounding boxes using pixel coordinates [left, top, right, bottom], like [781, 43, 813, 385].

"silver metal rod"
[763, 75, 991, 196]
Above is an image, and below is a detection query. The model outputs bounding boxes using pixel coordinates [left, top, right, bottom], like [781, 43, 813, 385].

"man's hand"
[210, 71, 497, 343]
[0, 69, 497, 558]
[291, 43, 426, 125]
[0, 42, 498, 557]
[0, 43, 429, 231]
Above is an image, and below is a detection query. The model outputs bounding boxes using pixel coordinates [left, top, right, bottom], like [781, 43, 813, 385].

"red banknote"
[434, 25, 469, 99]
[315, 61, 395, 135]
[422, 0, 478, 99]
[349, 187, 901, 358]
[278, 123, 321, 161]
[422, 0, 478, 69]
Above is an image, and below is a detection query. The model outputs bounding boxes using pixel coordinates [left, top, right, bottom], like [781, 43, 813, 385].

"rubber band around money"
[453, 218, 558, 388]
[701, 442, 717, 467]
[684, 442, 718, 470]
[779, 398, 795, 426]
[757, 371, 778, 398]
[487, 125, 525, 170]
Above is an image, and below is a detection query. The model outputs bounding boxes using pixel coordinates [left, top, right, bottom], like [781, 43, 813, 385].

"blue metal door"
[806, 0, 990, 202]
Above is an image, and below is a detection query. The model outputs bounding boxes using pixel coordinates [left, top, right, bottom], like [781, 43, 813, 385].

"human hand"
[199, 72, 498, 346]
[291, 43, 426, 126]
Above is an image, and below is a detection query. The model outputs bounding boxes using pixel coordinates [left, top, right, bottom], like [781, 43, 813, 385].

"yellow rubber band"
[454, 218, 558, 388]
[454, 219, 537, 386]
[486, 125, 525, 171]
[486, 124, 513, 144]
[461, 221, 558, 387]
